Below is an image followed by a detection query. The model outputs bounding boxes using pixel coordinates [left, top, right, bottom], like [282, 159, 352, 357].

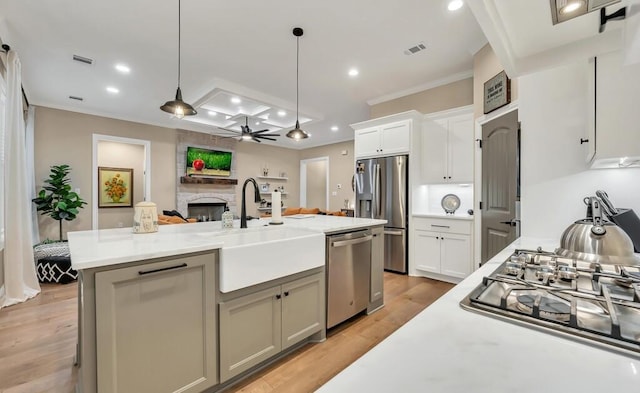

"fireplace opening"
[188, 202, 227, 222]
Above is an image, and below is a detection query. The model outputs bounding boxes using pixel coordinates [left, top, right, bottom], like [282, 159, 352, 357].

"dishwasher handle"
[331, 234, 373, 248]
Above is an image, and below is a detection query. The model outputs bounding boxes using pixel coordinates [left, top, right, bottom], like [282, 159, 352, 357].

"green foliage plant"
[32, 164, 87, 241]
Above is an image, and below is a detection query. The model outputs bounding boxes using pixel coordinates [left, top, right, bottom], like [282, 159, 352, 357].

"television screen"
[186, 147, 232, 177]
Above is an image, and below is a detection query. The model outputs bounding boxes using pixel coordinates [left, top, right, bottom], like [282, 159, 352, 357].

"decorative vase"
[111, 196, 121, 203]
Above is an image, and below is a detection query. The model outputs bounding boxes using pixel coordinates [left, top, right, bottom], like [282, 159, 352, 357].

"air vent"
[69, 96, 84, 101]
[404, 42, 427, 56]
[72, 54, 93, 65]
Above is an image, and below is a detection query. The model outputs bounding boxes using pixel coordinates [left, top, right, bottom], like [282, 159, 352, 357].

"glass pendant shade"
[160, 87, 197, 119]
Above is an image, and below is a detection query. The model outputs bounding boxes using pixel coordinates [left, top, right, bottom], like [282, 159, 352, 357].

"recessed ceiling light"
[277, 110, 286, 117]
[448, 0, 463, 11]
[331, 126, 339, 131]
[225, 115, 231, 119]
[115, 64, 130, 74]
[348, 68, 359, 77]
[255, 121, 261, 125]
[560, 0, 585, 14]
[208, 111, 217, 116]
[106, 86, 119, 94]
[231, 97, 241, 104]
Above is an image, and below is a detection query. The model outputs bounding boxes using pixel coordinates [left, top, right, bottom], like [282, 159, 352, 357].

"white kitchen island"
[68, 215, 385, 393]
[317, 237, 640, 392]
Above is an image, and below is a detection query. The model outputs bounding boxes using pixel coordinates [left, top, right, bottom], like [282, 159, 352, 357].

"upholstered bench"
[33, 242, 77, 284]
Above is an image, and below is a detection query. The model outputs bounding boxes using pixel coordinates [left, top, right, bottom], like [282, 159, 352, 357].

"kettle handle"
[589, 197, 607, 236]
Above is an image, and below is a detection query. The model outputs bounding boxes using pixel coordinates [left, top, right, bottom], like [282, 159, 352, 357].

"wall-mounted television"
[186, 146, 232, 177]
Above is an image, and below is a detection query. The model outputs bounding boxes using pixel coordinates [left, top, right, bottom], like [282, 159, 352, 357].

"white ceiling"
[468, 0, 633, 77]
[0, 0, 487, 149]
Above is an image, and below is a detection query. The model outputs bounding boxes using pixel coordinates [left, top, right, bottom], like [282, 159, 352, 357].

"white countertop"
[412, 212, 474, 220]
[68, 215, 386, 270]
[317, 237, 640, 392]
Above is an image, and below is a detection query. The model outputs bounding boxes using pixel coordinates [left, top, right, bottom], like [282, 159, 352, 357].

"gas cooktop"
[460, 248, 640, 358]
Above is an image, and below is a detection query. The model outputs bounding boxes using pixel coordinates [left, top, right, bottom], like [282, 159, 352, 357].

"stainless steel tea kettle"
[555, 197, 640, 266]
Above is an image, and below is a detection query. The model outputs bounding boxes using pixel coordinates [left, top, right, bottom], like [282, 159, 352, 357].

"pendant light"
[286, 27, 309, 140]
[160, 0, 196, 118]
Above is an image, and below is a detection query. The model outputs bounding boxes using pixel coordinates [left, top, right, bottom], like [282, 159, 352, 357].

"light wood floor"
[0, 273, 453, 393]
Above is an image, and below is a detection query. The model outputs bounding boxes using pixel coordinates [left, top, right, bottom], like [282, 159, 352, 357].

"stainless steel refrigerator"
[355, 155, 408, 273]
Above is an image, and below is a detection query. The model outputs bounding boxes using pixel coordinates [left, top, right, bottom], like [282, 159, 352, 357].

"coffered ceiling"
[0, 0, 487, 149]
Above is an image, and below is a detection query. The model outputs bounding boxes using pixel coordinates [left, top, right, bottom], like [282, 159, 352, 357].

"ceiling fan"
[218, 117, 280, 143]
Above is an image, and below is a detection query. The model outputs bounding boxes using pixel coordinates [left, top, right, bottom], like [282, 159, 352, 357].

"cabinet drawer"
[413, 217, 471, 235]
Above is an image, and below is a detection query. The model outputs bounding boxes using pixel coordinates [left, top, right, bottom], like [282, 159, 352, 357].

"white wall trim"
[299, 156, 330, 211]
[476, 100, 519, 125]
[423, 104, 474, 120]
[366, 70, 474, 106]
[92, 134, 151, 230]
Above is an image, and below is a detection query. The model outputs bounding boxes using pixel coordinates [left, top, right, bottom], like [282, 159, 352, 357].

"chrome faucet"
[241, 178, 261, 228]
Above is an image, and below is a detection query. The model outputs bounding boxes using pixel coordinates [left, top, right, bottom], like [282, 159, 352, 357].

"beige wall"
[0, 251, 3, 290]
[233, 142, 300, 216]
[34, 107, 176, 240]
[299, 140, 355, 212]
[97, 142, 145, 229]
[473, 43, 519, 119]
[370, 78, 473, 118]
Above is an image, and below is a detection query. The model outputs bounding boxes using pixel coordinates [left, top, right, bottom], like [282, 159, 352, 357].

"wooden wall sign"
[483, 70, 511, 114]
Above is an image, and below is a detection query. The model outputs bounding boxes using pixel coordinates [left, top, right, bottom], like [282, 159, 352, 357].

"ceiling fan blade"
[252, 129, 271, 134]
[252, 137, 262, 143]
[217, 127, 241, 135]
[256, 136, 278, 141]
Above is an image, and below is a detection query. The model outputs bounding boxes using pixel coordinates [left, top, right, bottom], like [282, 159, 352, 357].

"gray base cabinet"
[94, 253, 217, 393]
[219, 271, 325, 382]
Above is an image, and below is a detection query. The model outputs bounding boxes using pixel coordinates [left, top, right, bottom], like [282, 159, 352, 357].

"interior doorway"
[92, 134, 151, 229]
[480, 109, 520, 264]
[300, 157, 329, 210]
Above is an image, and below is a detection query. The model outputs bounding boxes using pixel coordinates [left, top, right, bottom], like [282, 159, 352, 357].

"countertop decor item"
[441, 194, 461, 214]
[159, 0, 196, 118]
[270, 191, 283, 225]
[286, 27, 309, 140]
[132, 201, 158, 234]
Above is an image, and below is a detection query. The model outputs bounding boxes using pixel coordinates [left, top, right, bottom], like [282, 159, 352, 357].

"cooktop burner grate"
[461, 249, 640, 358]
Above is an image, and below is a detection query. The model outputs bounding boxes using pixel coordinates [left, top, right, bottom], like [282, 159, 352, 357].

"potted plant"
[32, 164, 87, 241]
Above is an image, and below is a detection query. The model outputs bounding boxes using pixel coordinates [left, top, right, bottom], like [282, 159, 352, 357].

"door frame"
[299, 156, 329, 211]
[92, 134, 151, 229]
[473, 101, 518, 268]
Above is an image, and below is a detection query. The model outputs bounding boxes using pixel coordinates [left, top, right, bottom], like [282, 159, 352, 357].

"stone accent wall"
[176, 130, 239, 218]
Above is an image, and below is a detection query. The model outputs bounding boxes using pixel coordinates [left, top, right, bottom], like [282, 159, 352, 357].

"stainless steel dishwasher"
[326, 230, 372, 328]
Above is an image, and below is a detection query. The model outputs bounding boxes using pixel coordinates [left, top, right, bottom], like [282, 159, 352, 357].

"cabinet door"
[370, 226, 384, 303]
[281, 273, 324, 350]
[440, 233, 472, 278]
[422, 119, 448, 183]
[380, 121, 410, 155]
[412, 230, 441, 273]
[95, 253, 217, 393]
[355, 127, 381, 157]
[594, 50, 640, 164]
[448, 115, 474, 183]
[219, 286, 282, 382]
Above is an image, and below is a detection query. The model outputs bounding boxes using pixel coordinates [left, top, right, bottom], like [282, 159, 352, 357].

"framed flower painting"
[98, 167, 133, 208]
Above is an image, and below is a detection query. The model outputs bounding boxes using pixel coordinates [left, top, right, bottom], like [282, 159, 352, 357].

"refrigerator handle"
[375, 163, 381, 217]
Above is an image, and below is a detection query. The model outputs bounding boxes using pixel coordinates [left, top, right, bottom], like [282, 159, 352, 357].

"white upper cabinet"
[422, 109, 474, 184]
[587, 50, 640, 168]
[354, 121, 410, 158]
[351, 110, 422, 159]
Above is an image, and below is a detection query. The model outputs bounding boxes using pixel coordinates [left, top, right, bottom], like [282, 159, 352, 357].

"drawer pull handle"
[138, 263, 188, 275]
[431, 224, 450, 228]
[284, 291, 290, 297]
[276, 294, 282, 299]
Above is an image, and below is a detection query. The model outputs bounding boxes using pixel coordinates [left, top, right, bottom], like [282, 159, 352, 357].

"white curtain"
[26, 105, 39, 245]
[0, 50, 40, 309]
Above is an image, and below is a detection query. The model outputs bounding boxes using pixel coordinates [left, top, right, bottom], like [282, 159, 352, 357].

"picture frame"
[483, 70, 511, 114]
[98, 167, 133, 208]
[260, 183, 270, 192]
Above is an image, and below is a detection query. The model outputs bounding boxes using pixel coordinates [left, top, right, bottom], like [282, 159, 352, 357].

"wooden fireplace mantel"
[180, 176, 238, 185]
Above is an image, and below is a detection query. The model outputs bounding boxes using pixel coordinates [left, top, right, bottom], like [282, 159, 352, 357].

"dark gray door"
[481, 110, 519, 264]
